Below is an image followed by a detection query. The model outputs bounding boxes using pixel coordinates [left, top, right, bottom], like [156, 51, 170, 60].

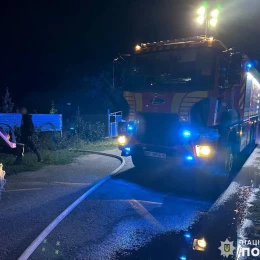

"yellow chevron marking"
[179, 112, 189, 116]
[127, 102, 136, 106]
[133, 93, 142, 111]
[183, 97, 203, 102]
[179, 108, 190, 112]
[239, 93, 245, 106]
[124, 91, 136, 113]
[240, 84, 246, 93]
[171, 93, 186, 113]
[186, 91, 208, 98]
[124, 91, 133, 98]
[181, 102, 196, 106]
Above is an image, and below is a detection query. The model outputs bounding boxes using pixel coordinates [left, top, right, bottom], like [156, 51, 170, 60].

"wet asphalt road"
[0, 151, 121, 260]
[0, 147, 257, 260]
[29, 153, 238, 260]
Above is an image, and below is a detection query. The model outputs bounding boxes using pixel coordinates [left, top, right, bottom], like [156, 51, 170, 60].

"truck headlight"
[118, 135, 127, 145]
[195, 145, 212, 157]
[193, 238, 207, 251]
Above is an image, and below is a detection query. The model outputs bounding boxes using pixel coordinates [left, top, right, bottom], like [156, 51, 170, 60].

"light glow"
[193, 238, 207, 251]
[124, 147, 131, 152]
[118, 135, 127, 145]
[248, 72, 260, 89]
[135, 45, 141, 51]
[197, 6, 206, 15]
[184, 232, 191, 238]
[127, 125, 134, 131]
[246, 63, 253, 70]
[195, 145, 212, 157]
[197, 238, 207, 248]
[211, 9, 219, 18]
[210, 18, 217, 27]
[197, 15, 205, 25]
[182, 130, 191, 138]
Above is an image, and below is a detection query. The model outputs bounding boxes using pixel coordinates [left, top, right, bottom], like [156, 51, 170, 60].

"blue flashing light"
[127, 125, 134, 131]
[182, 130, 191, 138]
[186, 155, 193, 161]
[184, 232, 191, 239]
[125, 147, 131, 152]
[179, 256, 187, 260]
[70, 127, 75, 130]
[246, 62, 253, 71]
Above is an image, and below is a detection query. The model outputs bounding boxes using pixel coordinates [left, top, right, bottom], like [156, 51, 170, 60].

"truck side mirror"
[228, 54, 242, 87]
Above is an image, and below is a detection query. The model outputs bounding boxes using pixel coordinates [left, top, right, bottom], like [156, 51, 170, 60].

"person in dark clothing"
[19, 107, 42, 162]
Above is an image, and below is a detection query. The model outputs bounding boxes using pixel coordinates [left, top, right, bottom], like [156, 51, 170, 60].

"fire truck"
[117, 36, 260, 177]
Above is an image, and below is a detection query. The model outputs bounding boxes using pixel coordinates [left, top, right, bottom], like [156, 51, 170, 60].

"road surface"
[0, 147, 256, 260]
[0, 151, 121, 260]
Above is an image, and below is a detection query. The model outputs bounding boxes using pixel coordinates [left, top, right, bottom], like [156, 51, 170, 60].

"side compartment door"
[242, 73, 253, 148]
[240, 122, 250, 151]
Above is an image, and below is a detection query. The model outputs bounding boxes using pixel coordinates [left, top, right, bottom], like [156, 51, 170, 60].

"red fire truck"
[117, 36, 260, 177]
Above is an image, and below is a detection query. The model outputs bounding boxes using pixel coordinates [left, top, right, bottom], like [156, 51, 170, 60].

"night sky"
[1, 0, 260, 104]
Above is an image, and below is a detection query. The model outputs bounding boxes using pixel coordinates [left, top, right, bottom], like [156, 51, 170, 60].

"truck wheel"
[223, 144, 238, 179]
[131, 147, 146, 170]
[131, 154, 147, 171]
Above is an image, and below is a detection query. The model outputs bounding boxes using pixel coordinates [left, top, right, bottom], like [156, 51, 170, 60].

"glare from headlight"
[118, 136, 127, 145]
[197, 238, 207, 248]
[193, 238, 207, 251]
[200, 146, 211, 156]
[195, 145, 211, 157]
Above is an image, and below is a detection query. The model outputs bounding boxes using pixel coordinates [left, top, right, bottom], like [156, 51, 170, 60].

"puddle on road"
[74, 179, 211, 260]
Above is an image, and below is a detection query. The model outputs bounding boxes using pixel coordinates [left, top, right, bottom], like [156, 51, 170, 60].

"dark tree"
[2, 88, 14, 113]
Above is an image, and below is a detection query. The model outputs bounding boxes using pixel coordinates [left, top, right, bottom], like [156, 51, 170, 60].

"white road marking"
[18, 151, 125, 260]
[5, 188, 43, 192]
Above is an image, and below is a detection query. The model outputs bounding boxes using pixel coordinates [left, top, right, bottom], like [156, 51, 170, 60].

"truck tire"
[131, 147, 148, 171]
[223, 143, 238, 180]
[131, 153, 145, 170]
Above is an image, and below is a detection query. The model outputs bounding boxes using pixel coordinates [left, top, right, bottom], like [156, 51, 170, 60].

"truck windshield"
[125, 47, 217, 91]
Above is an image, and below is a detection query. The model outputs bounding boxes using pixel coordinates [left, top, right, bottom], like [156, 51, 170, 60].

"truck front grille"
[135, 113, 180, 146]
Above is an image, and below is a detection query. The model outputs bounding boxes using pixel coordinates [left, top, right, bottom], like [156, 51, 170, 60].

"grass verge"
[0, 139, 117, 175]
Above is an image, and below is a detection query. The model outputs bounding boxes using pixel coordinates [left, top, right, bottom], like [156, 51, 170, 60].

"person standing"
[19, 107, 42, 162]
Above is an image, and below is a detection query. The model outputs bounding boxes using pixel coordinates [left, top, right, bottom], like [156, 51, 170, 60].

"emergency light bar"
[140, 36, 207, 47]
[135, 36, 228, 53]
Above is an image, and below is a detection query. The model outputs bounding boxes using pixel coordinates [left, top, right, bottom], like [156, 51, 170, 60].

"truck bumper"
[119, 144, 219, 171]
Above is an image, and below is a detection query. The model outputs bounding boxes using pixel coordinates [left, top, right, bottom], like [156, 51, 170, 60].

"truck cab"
[118, 36, 259, 177]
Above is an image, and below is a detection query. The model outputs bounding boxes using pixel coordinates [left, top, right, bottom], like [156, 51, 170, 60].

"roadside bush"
[74, 108, 105, 142]
[31, 121, 105, 151]
[84, 121, 105, 142]
[33, 132, 60, 150]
